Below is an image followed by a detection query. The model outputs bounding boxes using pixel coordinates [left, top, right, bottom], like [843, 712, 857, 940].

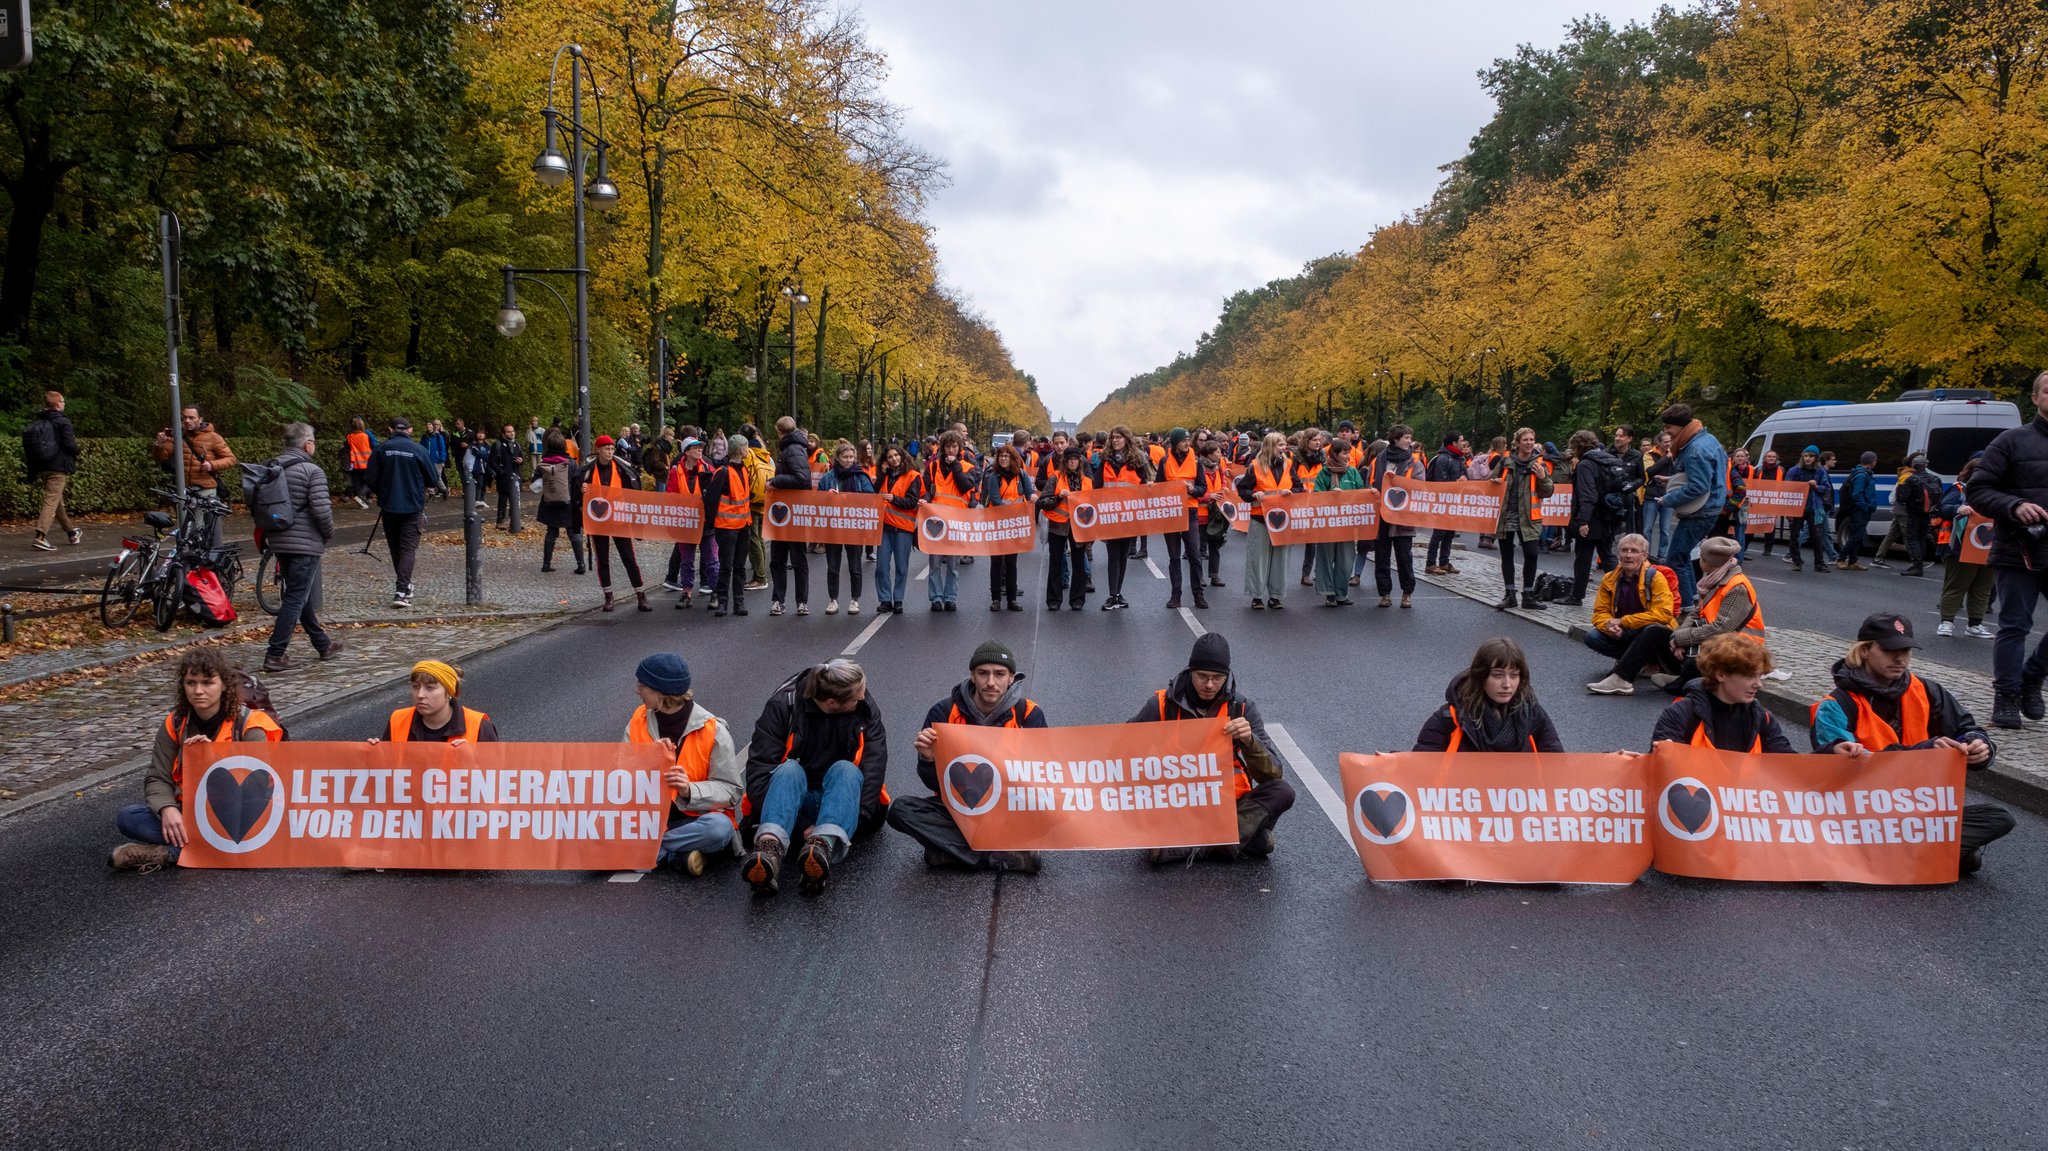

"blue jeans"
[1838, 509, 1872, 565]
[115, 803, 178, 861]
[266, 552, 332, 660]
[929, 554, 960, 605]
[1649, 499, 1675, 558]
[876, 526, 914, 605]
[1993, 567, 2048, 694]
[658, 812, 735, 862]
[756, 760, 861, 854]
[1663, 513, 1716, 607]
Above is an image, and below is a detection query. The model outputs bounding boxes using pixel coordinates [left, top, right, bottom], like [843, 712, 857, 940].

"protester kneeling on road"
[1810, 613, 2015, 875]
[1414, 637, 1564, 753]
[626, 653, 741, 877]
[741, 658, 889, 896]
[111, 648, 284, 872]
[372, 660, 498, 743]
[1585, 533, 1677, 695]
[892, 640, 1047, 873]
[1650, 633, 1793, 752]
[1127, 633, 1294, 864]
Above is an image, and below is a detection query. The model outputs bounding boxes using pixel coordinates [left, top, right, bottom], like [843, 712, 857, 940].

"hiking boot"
[262, 655, 295, 673]
[1495, 589, 1517, 610]
[319, 638, 344, 661]
[1007, 599, 1023, 612]
[923, 845, 953, 870]
[671, 850, 706, 877]
[797, 837, 834, 895]
[1902, 564, 1926, 577]
[1400, 595, 1412, 608]
[1586, 674, 1634, 696]
[1993, 691, 2024, 730]
[108, 844, 173, 873]
[1193, 591, 1209, 609]
[2023, 675, 2046, 721]
[1242, 827, 1277, 859]
[987, 850, 1042, 874]
[1166, 595, 1182, 610]
[742, 835, 783, 895]
[1378, 595, 1392, 608]
[1519, 591, 1545, 611]
[636, 591, 653, 611]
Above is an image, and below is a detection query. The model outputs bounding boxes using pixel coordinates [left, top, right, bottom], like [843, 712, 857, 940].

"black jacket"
[24, 408, 78, 474]
[1125, 671, 1281, 784]
[1812, 660, 1993, 768]
[367, 433, 438, 516]
[743, 667, 889, 836]
[1653, 685, 1794, 753]
[487, 437, 524, 476]
[1413, 672, 1564, 753]
[1960, 415, 2048, 569]
[768, 430, 813, 490]
[261, 447, 336, 556]
[915, 681, 1047, 792]
[1427, 449, 1465, 483]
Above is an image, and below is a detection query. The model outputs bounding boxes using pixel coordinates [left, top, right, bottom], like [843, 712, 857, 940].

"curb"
[0, 607, 592, 827]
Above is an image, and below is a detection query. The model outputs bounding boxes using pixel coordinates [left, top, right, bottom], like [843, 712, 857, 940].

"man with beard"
[889, 641, 1048, 873]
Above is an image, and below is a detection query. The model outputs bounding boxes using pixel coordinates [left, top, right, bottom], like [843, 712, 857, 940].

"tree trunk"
[0, 146, 66, 353]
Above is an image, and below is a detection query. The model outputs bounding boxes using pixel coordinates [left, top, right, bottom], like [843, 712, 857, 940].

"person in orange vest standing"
[371, 660, 498, 744]
[874, 444, 925, 614]
[1097, 427, 1154, 610]
[740, 658, 890, 896]
[344, 416, 375, 509]
[627, 653, 742, 877]
[1650, 633, 1794, 751]
[1411, 637, 1564, 753]
[1810, 614, 2015, 874]
[583, 435, 653, 613]
[892, 640, 1048, 872]
[1126, 633, 1295, 864]
[1037, 446, 1094, 609]
[705, 434, 758, 617]
[1157, 427, 1209, 610]
[1236, 431, 1301, 609]
[109, 648, 285, 872]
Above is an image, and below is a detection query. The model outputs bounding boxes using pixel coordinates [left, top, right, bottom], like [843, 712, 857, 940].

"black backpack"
[20, 416, 56, 474]
[241, 457, 300, 534]
[1592, 452, 1634, 519]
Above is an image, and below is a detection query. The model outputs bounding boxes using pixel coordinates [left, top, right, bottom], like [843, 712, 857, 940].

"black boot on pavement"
[797, 836, 834, 895]
[1992, 690, 2024, 730]
[2023, 675, 2047, 721]
[1495, 588, 1518, 611]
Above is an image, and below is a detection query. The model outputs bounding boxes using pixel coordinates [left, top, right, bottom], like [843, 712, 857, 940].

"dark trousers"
[265, 552, 331, 660]
[594, 535, 643, 591]
[544, 526, 584, 572]
[1963, 802, 2017, 851]
[382, 512, 421, 593]
[1992, 566, 2048, 693]
[771, 539, 809, 604]
[1047, 532, 1087, 606]
[1838, 509, 1872, 564]
[1426, 529, 1456, 568]
[825, 544, 862, 601]
[1106, 538, 1133, 597]
[887, 794, 990, 869]
[1610, 623, 1699, 685]
[1904, 514, 1931, 566]
[1238, 778, 1297, 845]
[1497, 534, 1540, 590]
[1164, 515, 1203, 595]
[716, 527, 748, 609]
[1571, 532, 1616, 601]
[493, 470, 519, 524]
[1375, 534, 1416, 596]
[1204, 528, 1227, 580]
[988, 553, 1019, 603]
[1583, 627, 1646, 661]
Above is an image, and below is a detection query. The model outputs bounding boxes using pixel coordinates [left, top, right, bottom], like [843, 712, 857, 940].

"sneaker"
[825, 599, 838, 614]
[1968, 623, 1995, 639]
[30, 536, 53, 552]
[67, 528, 82, 546]
[847, 601, 861, 616]
[745, 578, 770, 591]
[1871, 558, 1892, 569]
[108, 843, 173, 873]
[354, 495, 369, 510]
[944, 602, 958, 612]
[318, 638, 344, 661]
[661, 580, 685, 593]
[741, 836, 782, 895]
[1648, 672, 1679, 690]
[1937, 620, 1955, 637]
[1586, 674, 1634, 696]
[770, 601, 785, 616]
[1251, 599, 1265, 610]
[931, 601, 944, 612]
[391, 592, 411, 609]
[262, 655, 295, 673]
[1902, 565, 1926, 577]
[797, 837, 834, 894]
[795, 603, 809, 616]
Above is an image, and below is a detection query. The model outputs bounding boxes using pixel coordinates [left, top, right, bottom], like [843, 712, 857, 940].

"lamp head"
[532, 108, 571, 187]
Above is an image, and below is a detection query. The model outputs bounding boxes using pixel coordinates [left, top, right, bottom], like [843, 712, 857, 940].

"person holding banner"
[1492, 427, 1555, 612]
[1196, 438, 1232, 590]
[1370, 426, 1426, 609]
[661, 437, 717, 608]
[1810, 614, 2015, 873]
[1935, 458, 1994, 637]
[1784, 446, 1837, 573]
[1096, 427, 1154, 611]
[1584, 534, 1678, 695]
[1311, 447, 1366, 606]
[816, 442, 875, 616]
[582, 436, 653, 613]
[1127, 634, 1293, 862]
[372, 660, 498, 744]
[535, 431, 586, 575]
[1650, 633, 1794, 752]
[1423, 433, 1469, 575]
[981, 443, 1036, 613]
[926, 432, 981, 612]
[110, 648, 286, 873]
[1236, 431, 1302, 609]
[874, 445, 924, 615]
[626, 654, 742, 877]
[1038, 446, 1093, 610]
[1157, 428, 1209, 610]
[1413, 638, 1564, 753]
[705, 435, 757, 617]
[892, 640, 1048, 873]
[740, 659, 889, 896]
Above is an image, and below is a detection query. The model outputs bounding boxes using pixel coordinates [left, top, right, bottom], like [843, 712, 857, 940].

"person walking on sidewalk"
[260, 422, 342, 672]
[1129, 633, 1295, 864]
[892, 640, 1048, 873]
[739, 659, 890, 897]
[764, 416, 814, 616]
[367, 417, 439, 610]
[489, 424, 525, 529]
[109, 647, 284, 872]
[627, 653, 743, 877]
[343, 417, 375, 509]
[1423, 433, 1467, 574]
[1934, 457, 1994, 638]
[152, 405, 237, 547]
[23, 389, 80, 551]
[1837, 451, 1880, 570]
[1959, 370, 2048, 728]
[534, 430, 586, 577]
[818, 441, 874, 615]
[583, 435, 652, 612]
[420, 419, 451, 500]
[1492, 427, 1554, 612]
[1654, 403, 1727, 609]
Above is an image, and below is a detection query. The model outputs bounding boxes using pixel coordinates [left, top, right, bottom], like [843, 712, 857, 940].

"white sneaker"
[770, 601, 784, 616]
[1936, 620, 1954, 637]
[354, 496, 369, 510]
[1647, 672, 1679, 690]
[1586, 674, 1635, 696]
[661, 581, 685, 593]
[847, 601, 861, 616]
[825, 599, 839, 614]
[1968, 623, 1996, 638]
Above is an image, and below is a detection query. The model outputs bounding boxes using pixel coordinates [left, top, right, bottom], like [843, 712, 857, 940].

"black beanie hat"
[1187, 633, 1231, 675]
[970, 639, 1018, 674]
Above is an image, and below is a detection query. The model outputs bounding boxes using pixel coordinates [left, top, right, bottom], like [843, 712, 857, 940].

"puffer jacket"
[1952, 418, 2048, 570]
[768, 431, 813, 490]
[1412, 672, 1563, 753]
[260, 447, 335, 556]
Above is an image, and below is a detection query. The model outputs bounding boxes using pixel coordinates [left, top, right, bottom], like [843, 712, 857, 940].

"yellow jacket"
[744, 446, 774, 509]
[1593, 564, 1676, 632]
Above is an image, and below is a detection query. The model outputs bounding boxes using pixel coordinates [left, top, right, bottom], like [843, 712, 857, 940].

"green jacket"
[1494, 453, 1554, 541]
[1314, 465, 1365, 493]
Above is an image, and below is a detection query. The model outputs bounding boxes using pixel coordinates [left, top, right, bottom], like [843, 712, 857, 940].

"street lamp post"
[782, 282, 808, 419]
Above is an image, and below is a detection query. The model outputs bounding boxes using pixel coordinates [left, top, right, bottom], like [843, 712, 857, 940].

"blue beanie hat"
[635, 653, 692, 696]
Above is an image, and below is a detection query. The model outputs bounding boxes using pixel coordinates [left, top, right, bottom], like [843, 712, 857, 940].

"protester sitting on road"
[892, 640, 1048, 873]
[1650, 633, 1794, 752]
[740, 658, 889, 896]
[1597, 536, 1761, 694]
[817, 441, 876, 616]
[626, 654, 741, 878]
[371, 660, 498, 743]
[1413, 637, 1564, 753]
[1584, 533, 1678, 695]
[1810, 613, 2015, 874]
[1127, 633, 1295, 864]
[110, 648, 284, 872]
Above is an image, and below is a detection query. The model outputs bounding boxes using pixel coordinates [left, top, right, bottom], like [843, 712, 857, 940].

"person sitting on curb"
[1810, 613, 2016, 875]
[891, 640, 1048, 874]
[740, 658, 889, 896]
[1414, 637, 1564, 753]
[370, 660, 499, 743]
[110, 648, 284, 872]
[1650, 633, 1794, 752]
[1585, 533, 1678, 695]
[625, 653, 742, 878]
[1594, 536, 1761, 695]
[1126, 633, 1295, 865]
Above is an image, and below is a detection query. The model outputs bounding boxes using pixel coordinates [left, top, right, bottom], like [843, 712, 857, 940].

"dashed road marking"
[606, 871, 645, 884]
[842, 609, 891, 656]
[1176, 606, 1206, 637]
[1267, 723, 1350, 844]
[1144, 555, 1166, 580]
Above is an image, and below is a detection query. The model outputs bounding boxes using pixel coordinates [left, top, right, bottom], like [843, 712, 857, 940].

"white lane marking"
[1748, 575, 1784, 585]
[841, 609, 891, 656]
[915, 562, 929, 581]
[1176, 606, 1206, 637]
[1144, 555, 1166, 580]
[1266, 723, 1350, 843]
[607, 871, 645, 884]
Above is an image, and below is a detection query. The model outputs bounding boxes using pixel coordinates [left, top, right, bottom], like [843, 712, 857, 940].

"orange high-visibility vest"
[1147, 443, 1166, 471]
[1043, 470, 1091, 525]
[163, 708, 284, 790]
[714, 463, 752, 530]
[1154, 690, 1251, 797]
[1441, 705, 1539, 753]
[628, 706, 733, 821]
[346, 431, 372, 471]
[949, 700, 1038, 727]
[932, 463, 974, 507]
[1101, 460, 1143, 487]
[1194, 464, 1224, 521]
[1250, 459, 1291, 495]
[387, 706, 487, 743]
[1700, 573, 1766, 634]
[989, 473, 1024, 505]
[1689, 718, 1762, 753]
[587, 460, 628, 493]
[880, 470, 921, 533]
[1294, 461, 1325, 489]
[1161, 448, 1200, 510]
[1811, 677, 1932, 750]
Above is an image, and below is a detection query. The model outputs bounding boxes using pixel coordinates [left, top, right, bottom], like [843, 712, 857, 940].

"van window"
[1926, 426, 2002, 476]
[1788, 429, 1910, 474]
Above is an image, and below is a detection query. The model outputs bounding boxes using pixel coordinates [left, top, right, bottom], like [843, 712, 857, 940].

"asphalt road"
[3, 537, 2044, 1149]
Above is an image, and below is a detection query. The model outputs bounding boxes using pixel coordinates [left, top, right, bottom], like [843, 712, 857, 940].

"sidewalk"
[1418, 551, 2048, 811]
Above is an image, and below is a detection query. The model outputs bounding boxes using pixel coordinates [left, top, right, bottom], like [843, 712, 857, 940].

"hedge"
[1, 435, 353, 519]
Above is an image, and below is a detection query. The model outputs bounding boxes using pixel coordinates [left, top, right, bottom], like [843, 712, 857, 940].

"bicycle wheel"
[99, 549, 147, 627]
[254, 551, 280, 615]
[152, 562, 184, 632]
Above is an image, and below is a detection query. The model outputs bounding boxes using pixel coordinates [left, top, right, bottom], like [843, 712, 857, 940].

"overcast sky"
[850, 0, 1672, 421]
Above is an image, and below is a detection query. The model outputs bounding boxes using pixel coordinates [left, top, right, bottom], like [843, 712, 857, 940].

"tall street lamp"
[498, 44, 619, 456]
[781, 282, 809, 419]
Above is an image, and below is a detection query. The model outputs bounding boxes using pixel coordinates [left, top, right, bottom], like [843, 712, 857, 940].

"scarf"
[1668, 419, 1702, 456]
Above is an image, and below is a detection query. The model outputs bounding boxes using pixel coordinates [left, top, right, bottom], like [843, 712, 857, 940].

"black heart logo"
[1666, 784, 1713, 834]
[1074, 505, 1095, 527]
[922, 517, 947, 540]
[1217, 501, 1238, 521]
[1970, 522, 1993, 549]
[1265, 509, 1289, 532]
[205, 768, 274, 843]
[587, 498, 611, 521]
[768, 502, 790, 526]
[948, 759, 995, 808]
[1385, 487, 1408, 510]
[1357, 788, 1407, 838]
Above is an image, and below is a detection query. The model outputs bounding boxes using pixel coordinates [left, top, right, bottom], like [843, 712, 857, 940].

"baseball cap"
[1858, 613, 1921, 651]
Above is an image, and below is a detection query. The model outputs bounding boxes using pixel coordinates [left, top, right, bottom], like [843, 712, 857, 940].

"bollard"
[463, 471, 484, 606]
[1, 603, 12, 644]
[509, 475, 524, 535]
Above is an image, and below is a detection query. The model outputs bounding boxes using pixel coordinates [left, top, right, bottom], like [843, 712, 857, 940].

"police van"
[1740, 389, 2021, 537]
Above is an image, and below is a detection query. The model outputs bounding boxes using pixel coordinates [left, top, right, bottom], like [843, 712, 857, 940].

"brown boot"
[603, 590, 616, 613]
[108, 844, 174, 873]
[635, 590, 653, 612]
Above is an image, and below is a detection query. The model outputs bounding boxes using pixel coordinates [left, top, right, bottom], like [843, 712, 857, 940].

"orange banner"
[1743, 478, 1808, 532]
[915, 502, 1037, 555]
[1065, 481, 1193, 542]
[761, 489, 884, 545]
[583, 488, 704, 542]
[1221, 494, 1253, 533]
[1649, 745, 1966, 884]
[1259, 489, 1379, 544]
[1339, 752, 1651, 883]
[1957, 514, 1992, 565]
[930, 719, 1239, 851]
[175, 742, 673, 870]
[1377, 475, 1502, 533]
[1538, 483, 1574, 526]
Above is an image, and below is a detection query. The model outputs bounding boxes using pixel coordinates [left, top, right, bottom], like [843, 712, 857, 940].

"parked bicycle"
[99, 488, 238, 631]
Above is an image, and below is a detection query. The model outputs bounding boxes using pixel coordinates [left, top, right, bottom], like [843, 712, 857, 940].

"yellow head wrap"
[410, 660, 460, 697]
